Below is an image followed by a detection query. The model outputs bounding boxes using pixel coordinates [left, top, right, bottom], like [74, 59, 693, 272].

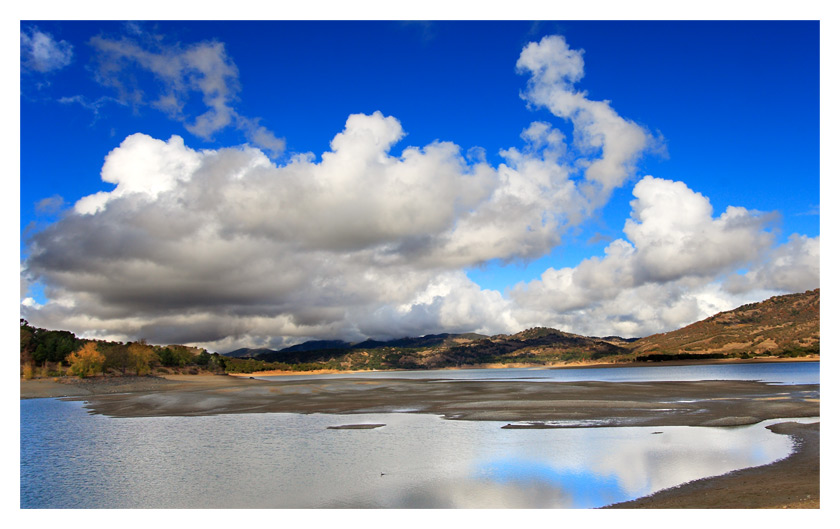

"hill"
[630, 289, 819, 360]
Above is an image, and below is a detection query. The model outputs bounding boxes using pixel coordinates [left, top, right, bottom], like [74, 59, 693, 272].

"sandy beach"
[20, 372, 819, 508]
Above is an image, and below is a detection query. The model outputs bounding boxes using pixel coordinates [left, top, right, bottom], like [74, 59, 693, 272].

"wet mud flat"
[54, 375, 819, 428]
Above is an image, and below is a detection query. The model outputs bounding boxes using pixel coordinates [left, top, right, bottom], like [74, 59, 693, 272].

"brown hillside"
[631, 289, 820, 357]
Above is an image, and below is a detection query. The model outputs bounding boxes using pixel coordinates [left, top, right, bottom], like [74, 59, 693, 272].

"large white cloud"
[510, 176, 818, 338]
[23, 106, 573, 348]
[624, 176, 776, 282]
[21, 34, 818, 350]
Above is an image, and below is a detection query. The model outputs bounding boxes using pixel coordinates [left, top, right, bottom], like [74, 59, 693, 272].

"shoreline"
[605, 420, 819, 509]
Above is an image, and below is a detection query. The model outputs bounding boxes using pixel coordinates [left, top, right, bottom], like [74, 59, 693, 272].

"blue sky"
[18, 19, 820, 351]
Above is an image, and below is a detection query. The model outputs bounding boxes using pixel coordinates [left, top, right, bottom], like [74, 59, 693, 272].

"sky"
[18, 18, 821, 353]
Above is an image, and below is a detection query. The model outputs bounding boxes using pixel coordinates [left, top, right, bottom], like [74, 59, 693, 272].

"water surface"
[257, 361, 819, 385]
[21, 397, 811, 508]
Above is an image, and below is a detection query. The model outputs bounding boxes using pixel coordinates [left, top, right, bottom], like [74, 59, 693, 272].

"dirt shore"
[20, 373, 244, 399]
[20, 372, 820, 508]
[605, 421, 820, 509]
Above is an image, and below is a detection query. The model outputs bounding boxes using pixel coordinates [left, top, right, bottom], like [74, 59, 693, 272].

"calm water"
[258, 360, 820, 385]
[21, 362, 819, 509]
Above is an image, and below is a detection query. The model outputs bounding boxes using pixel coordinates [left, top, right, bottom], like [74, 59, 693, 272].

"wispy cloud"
[795, 204, 820, 216]
[58, 95, 126, 123]
[34, 195, 65, 216]
[20, 27, 73, 73]
[88, 28, 285, 156]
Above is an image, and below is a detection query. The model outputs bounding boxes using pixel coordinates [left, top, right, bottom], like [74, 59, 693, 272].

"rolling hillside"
[631, 289, 819, 358]
[223, 289, 819, 371]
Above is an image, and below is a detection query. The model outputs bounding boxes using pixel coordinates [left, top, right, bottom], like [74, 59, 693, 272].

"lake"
[256, 360, 820, 385]
[20, 361, 819, 509]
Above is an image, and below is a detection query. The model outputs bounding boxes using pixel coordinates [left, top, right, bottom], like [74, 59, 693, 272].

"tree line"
[20, 319, 228, 378]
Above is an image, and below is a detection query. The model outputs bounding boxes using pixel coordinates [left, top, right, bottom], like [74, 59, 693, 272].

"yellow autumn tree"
[127, 340, 155, 376]
[67, 342, 105, 378]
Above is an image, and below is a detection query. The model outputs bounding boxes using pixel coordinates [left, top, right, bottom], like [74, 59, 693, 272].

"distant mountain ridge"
[223, 289, 819, 370]
[224, 347, 277, 358]
[225, 333, 482, 359]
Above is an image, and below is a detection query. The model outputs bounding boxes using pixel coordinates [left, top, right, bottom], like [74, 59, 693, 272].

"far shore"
[226, 354, 819, 378]
[20, 357, 820, 402]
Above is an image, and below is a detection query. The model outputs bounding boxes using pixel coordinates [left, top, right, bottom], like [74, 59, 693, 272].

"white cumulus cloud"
[21, 34, 818, 350]
[510, 176, 818, 337]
